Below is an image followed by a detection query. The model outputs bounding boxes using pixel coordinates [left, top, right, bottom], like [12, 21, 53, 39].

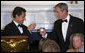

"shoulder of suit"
[54, 19, 61, 24]
[22, 24, 27, 28]
[70, 15, 84, 23]
[4, 21, 14, 28]
[2, 21, 14, 30]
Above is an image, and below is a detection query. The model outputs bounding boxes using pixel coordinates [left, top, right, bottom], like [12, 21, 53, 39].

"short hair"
[39, 38, 60, 52]
[69, 33, 84, 49]
[12, 6, 26, 18]
[39, 38, 48, 50]
[54, 3, 68, 12]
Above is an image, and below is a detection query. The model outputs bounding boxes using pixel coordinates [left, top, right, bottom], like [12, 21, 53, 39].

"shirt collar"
[63, 14, 70, 23]
[67, 14, 70, 22]
[13, 21, 19, 27]
[42, 33, 47, 38]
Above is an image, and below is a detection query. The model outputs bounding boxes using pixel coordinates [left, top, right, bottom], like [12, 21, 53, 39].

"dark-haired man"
[3, 6, 36, 36]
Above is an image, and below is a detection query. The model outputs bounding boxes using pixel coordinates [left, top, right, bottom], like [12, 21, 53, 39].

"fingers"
[28, 23, 36, 31]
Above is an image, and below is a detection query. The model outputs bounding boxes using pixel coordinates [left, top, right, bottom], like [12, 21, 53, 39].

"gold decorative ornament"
[1, 36, 28, 52]
[71, 1, 78, 4]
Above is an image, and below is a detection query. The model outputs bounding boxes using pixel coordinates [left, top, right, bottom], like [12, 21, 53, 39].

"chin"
[74, 46, 79, 49]
[21, 22, 24, 24]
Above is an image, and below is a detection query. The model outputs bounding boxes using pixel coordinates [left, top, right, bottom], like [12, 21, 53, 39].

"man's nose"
[55, 12, 58, 16]
[23, 18, 26, 20]
[56, 13, 58, 16]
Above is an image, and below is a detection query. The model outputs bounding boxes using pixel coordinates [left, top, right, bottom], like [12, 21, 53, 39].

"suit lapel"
[58, 20, 65, 42]
[12, 21, 22, 35]
[66, 15, 73, 41]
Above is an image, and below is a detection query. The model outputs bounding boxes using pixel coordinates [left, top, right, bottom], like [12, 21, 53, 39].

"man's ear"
[63, 10, 66, 14]
[16, 15, 19, 18]
[81, 42, 84, 45]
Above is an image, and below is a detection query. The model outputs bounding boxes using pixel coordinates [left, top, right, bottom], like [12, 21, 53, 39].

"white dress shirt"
[62, 14, 70, 41]
[42, 33, 48, 38]
[13, 21, 23, 34]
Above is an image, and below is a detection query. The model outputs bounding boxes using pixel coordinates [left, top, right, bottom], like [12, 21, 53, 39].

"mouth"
[22, 20, 24, 22]
[73, 45, 79, 48]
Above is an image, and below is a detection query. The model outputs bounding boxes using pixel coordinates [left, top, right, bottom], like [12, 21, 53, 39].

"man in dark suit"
[2, 7, 36, 52]
[3, 7, 36, 36]
[50, 3, 84, 52]
[38, 28, 51, 39]
[28, 28, 49, 52]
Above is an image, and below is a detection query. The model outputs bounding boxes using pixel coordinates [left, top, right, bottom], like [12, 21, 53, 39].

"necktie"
[18, 24, 23, 34]
[18, 24, 23, 27]
[61, 19, 67, 22]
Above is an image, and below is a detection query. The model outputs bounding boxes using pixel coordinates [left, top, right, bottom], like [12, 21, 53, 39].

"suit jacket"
[50, 14, 84, 52]
[38, 32, 51, 39]
[3, 21, 31, 36]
